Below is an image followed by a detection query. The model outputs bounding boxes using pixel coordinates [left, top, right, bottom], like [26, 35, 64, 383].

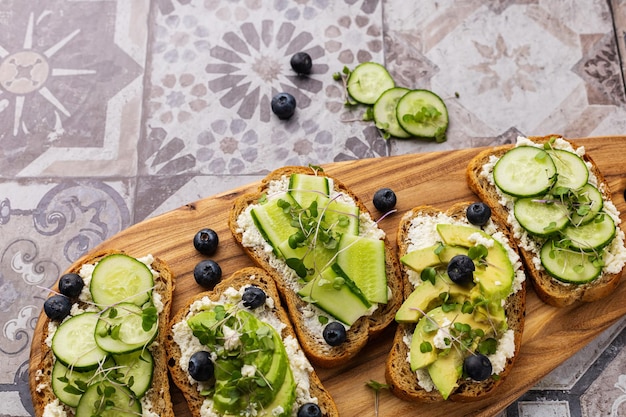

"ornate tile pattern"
[0, 0, 625, 416]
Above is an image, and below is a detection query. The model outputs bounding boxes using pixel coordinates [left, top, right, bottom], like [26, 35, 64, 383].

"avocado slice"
[428, 347, 464, 400]
[436, 224, 514, 300]
[400, 243, 468, 273]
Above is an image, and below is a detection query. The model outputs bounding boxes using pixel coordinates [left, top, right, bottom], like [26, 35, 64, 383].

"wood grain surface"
[30, 137, 626, 416]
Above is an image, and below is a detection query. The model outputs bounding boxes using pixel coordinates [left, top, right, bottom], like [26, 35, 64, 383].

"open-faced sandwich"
[229, 166, 402, 367]
[385, 202, 526, 402]
[467, 135, 626, 307]
[166, 266, 339, 417]
[30, 250, 175, 417]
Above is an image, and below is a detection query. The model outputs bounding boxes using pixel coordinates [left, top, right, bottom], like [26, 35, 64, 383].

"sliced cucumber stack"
[339, 62, 449, 141]
[492, 140, 618, 284]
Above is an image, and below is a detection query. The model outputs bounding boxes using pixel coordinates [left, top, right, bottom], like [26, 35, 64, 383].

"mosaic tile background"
[1, 0, 625, 415]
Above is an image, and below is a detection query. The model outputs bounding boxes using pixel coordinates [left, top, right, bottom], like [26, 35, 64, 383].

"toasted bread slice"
[229, 166, 402, 368]
[30, 249, 175, 417]
[467, 135, 626, 307]
[385, 202, 526, 402]
[166, 266, 339, 417]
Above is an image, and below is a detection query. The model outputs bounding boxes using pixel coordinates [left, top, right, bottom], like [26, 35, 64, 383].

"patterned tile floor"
[1, 0, 625, 415]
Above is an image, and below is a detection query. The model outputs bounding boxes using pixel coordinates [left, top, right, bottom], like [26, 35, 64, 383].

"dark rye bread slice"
[165, 266, 339, 417]
[466, 135, 624, 307]
[385, 203, 526, 402]
[30, 249, 175, 417]
[229, 166, 403, 368]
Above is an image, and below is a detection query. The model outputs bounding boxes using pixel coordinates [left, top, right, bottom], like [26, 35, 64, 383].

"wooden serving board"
[30, 137, 626, 416]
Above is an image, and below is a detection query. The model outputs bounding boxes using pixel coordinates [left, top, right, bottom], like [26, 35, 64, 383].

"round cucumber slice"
[396, 89, 449, 141]
[540, 240, 602, 284]
[113, 349, 154, 398]
[51, 312, 109, 370]
[493, 146, 556, 197]
[51, 358, 109, 407]
[95, 303, 158, 354]
[372, 87, 411, 138]
[513, 197, 569, 236]
[346, 62, 395, 105]
[570, 183, 603, 226]
[90, 254, 154, 307]
[546, 149, 588, 190]
[75, 382, 141, 417]
[562, 212, 616, 251]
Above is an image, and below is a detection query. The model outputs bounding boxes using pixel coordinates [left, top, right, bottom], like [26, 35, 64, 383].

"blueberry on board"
[290, 52, 312, 75]
[58, 273, 84, 298]
[193, 260, 222, 289]
[188, 351, 214, 381]
[447, 254, 475, 285]
[44, 294, 72, 321]
[373, 188, 397, 212]
[464, 353, 492, 381]
[466, 202, 491, 226]
[322, 321, 347, 346]
[193, 228, 219, 255]
[242, 286, 267, 309]
[271, 92, 296, 120]
[297, 403, 322, 417]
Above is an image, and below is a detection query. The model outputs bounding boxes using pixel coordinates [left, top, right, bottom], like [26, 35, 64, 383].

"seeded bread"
[229, 166, 403, 368]
[385, 202, 526, 402]
[466, 135, 625, 307]
[30, 249, 175, 417]
[166, 266, 339, 417]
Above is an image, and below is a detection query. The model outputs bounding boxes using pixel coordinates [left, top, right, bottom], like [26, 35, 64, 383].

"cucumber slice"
[51, 312, 108, 370]
[322, 197, 360, 236]
[336, 234, 388, 304]
[513, 196, 569, 236]
[562, 212, 616, 251]
[540, 240, 602, 284]
[297, 264, 371, 325]
[493, 146, 557, 197]
[288, 173, 330, 209]
[51, 358, 109, 407]
[372, 87, 411, 138]
[396, 89, 448, 141]
[75, 382, 141, 417]
[95, 303, 158, 354]
[251, 197, 298, 257]
[346, 62, 395, 105]
[546, 149, 588, 190]
[570, 183, 603, 226]
[90, 254, 154, 307]
[113, 349, 154, 398]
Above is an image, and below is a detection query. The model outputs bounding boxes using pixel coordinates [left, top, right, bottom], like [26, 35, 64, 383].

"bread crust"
[385, 202, 526, 402]
[165, 266, 339, 417]
[229, 166, 403, 368]
[466, 135, 625, 307]
[30, 249, 175, 417]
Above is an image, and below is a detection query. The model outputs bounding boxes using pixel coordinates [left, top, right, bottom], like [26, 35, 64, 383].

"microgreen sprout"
[366, 380, 389, 417]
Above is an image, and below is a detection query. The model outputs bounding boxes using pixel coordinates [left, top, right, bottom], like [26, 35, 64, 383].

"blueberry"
[242, 286, 267, 309]
[297, 403, 322, 417]
[447, 254, 475, 285]
[290, 52, 312, 75]
[58, 273, 84, 298]
[466, 202, 491, 226]
[464, 353, 492, 381]
[373, 188, 397, 212]
[271, 92, 296, 120]
[193, 228, 219, 255]
[188, 351, 214, 381]
[44, 294, 72, 321]
[193, 260, 222, 289]
[322, 322, 346, 346]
